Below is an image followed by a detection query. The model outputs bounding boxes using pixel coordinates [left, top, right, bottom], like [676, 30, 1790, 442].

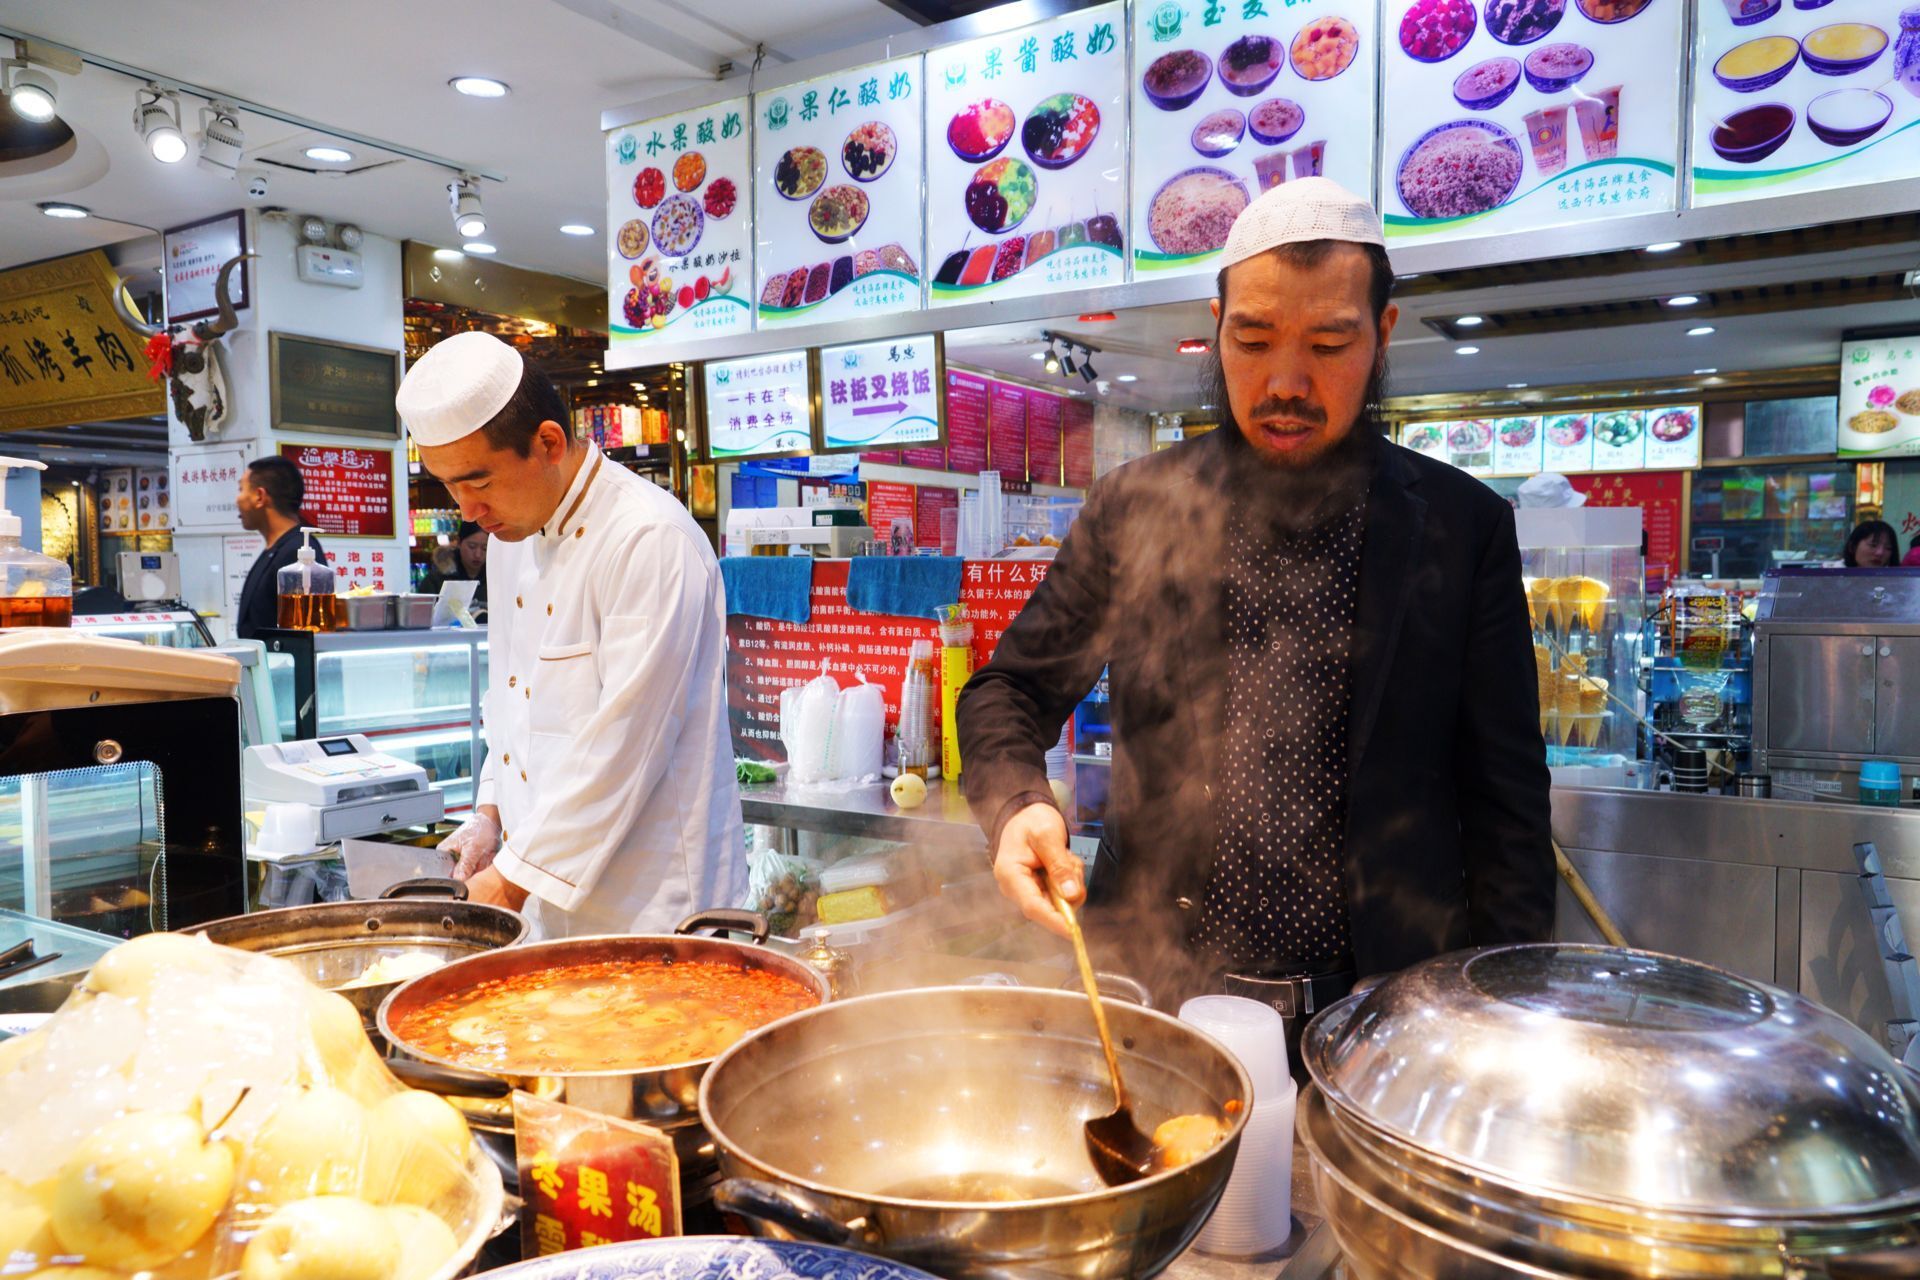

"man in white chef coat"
[395, 330, 745, 935]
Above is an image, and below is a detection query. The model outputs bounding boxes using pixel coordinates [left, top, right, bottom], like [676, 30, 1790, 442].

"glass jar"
[1897, 7, 1920, 99]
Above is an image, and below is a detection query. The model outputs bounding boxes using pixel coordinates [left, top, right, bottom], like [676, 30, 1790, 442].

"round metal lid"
[1304, 944, 1920, 1217]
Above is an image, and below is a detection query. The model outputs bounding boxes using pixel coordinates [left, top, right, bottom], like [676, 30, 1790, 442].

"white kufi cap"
[395, 330, 525, 447]
[1220, 176, 1386, 271]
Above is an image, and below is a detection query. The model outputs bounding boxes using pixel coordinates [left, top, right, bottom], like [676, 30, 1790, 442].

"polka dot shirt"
[1193, 493, 1366, 970]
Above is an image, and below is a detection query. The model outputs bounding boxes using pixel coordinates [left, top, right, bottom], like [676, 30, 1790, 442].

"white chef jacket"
[477, 445, 745, 936]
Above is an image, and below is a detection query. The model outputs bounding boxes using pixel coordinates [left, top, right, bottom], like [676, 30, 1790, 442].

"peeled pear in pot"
[241, 1086, 368, 1204]
[362, 1090, 471, 1206]
[0, 1175, 57, 1266]
[49, 1107, 235, 1269]
[303, 988, 377, 1083]
[384, 1203, 458, 1280]
[84, 931, 225, 1000]
[239, 1197, 400, 1280]
[0, 1028, 43, 1075]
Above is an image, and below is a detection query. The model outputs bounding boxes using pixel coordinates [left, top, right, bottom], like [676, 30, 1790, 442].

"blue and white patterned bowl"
[472, 1237, 944, 1280]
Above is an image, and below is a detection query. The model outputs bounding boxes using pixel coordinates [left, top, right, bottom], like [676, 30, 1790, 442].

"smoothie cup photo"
[1523, 105, 1569, 176]
[1575, 86, 1621, 161]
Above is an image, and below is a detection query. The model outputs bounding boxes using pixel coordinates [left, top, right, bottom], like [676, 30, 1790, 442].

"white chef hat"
[1220, 176, 1386, 271]
[1517, 472, 1587, 508]
[395, 330, 525, 447]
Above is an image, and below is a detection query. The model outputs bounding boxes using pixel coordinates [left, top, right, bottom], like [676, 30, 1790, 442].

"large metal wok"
[184, 878, 529, 1034]
[377, 911, 829, 1180]
[699, 986, 1252, 1280]
[1301, 944, 1920, 1280]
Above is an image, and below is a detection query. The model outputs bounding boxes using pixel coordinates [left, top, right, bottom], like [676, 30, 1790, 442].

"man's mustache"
[1248, 398, 1326, 426]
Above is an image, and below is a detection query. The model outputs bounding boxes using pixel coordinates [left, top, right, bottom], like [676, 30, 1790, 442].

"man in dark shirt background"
[233, 456, 324, 640]
[957, 178, 1554, 1004]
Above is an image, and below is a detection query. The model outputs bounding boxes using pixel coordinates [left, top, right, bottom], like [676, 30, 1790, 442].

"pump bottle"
[275, 527, 339, 631]
[0, 457, 72, 628]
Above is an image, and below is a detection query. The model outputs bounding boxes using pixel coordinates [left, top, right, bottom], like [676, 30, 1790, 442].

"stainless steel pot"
[378, 911, 828, 1178]
[699, 985, 1252, 1280]
[1302, 944, 1920, 1279]
[185, 878, 530, 1034]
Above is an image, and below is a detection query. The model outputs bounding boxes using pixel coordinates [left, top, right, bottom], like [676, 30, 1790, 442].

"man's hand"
[439, 806, 502, 880]
[464, 863, 530, 911]
[992, 802, 1081, 939]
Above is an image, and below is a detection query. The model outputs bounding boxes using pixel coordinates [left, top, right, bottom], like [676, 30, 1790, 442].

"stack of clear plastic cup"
[1180, 995, 1296, 1257]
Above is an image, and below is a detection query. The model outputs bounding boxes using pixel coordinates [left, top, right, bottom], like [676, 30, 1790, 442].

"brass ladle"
[1049, 880, 1157, 1186]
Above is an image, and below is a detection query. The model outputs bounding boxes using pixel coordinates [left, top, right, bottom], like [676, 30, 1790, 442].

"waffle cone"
[1578, 676, 1609, 716]
[1574, 713, 1603, 748]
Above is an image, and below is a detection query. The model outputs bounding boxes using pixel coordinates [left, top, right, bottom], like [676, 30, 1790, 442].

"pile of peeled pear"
[0, 932, 492, 1280]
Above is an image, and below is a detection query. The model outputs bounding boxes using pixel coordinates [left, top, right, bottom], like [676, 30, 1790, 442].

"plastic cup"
[1180, 995, 1289, 1103]
[1194, 1084, 1296, 1257]
[1523, 105, 1570, 177]
[1576, 86, 1621, 161]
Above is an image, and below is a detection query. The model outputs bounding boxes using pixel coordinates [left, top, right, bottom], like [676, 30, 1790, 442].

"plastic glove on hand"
[437, 812, 501, 880]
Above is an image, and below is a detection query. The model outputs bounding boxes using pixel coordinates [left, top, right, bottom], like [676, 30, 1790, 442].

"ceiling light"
[1506, 382, 1529, 389]
[1688, 325, 1715, 337]
[1176, 339, 1210, 355]
[462, 241, 497, 255]
[1456, 315, 1484, 327]
[197, 101, 244, 178]
[38, 201, 88, 219]
[298, 214, 329, 245]
[304, 144, 354, 164]
[449, 173, 486, 239]
[133, 85, 187, 163]
[1029, 351, 1046, 361]
[1455, 345, 1481, 356]
[1060, 349, 1078, 378]
[559, 224, 594, 236]
[1645, 241, 1682, 253]
[1080, 356, 1098, 384]
[1667, 294, 1699, 307]
[5, 64, 56, 122]
[450, 76, 510, 98]
[1116, 373, 1138, 383]
[333, 222, 363, 250]
[1078, 312, 1116, 322]
[1694, 367, 1719, 375]
[432, 247, 465, 262]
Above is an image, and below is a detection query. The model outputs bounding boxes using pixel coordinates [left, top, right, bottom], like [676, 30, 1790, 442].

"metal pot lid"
[471, 1237, 943, 1280]
[1304, 944, 1920, 1218]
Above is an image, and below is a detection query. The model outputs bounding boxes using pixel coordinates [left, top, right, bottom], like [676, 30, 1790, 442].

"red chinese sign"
[1570, 470, 1685, 592]
[866, 481, 917, 546]
[514, 1092, 680, 1259]
[329, 545, 398, 592]
[989, 382, 1029, 482]
[1062, 400, 1095, 489]
[916, 486, 958, 550]
[947, 370, 989, 473]
[1028, 391, 1063, 487]
[727, 558, 1046, 761]
[279, 443, 395, 538]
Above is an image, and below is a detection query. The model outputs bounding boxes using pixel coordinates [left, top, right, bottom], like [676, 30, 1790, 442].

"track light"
[134, 84, 187, 163]
[1060, 347, 1077, 378]
[449, 174, 486, 239]
[4, 63, 56, 122]
[197, 101, 245, 178]
[1043, 340, 1061, 376]
[1080, 354, 1098, 384]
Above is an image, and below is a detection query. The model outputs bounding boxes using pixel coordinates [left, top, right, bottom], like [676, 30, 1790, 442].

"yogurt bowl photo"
[1712, 35, 1800, 93]
[1523, 43, 1593, 92]
[1710, 102, 1796, 163]
[1454, 56, 1522, 109]
[1807, 87, 1894, 145]
[1801, 22, 1888, 75]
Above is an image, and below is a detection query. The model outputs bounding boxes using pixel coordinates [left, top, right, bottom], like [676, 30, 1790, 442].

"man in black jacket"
[233, 456, 323, 640]
[957, 179, 1553, 1001]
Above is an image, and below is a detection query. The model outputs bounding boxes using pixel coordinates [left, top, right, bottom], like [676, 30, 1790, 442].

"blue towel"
[720, 556, 813, 624]
[847, 556, 964, 620]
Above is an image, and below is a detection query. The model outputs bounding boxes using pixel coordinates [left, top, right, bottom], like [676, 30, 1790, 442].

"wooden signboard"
[0, 250, 162, 431]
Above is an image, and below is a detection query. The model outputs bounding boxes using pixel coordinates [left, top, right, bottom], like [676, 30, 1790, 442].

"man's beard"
[1203, 351, 1389, 530]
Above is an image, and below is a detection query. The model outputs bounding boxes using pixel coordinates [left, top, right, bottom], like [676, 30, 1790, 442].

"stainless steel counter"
[740, 779, 989, 849]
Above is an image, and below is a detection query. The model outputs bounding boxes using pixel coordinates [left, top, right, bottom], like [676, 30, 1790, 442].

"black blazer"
[235, 527, 325, 640]
[957, 427, 1554, 992]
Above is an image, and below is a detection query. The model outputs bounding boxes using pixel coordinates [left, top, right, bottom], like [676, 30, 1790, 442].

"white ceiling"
[0, 0, 917, 282]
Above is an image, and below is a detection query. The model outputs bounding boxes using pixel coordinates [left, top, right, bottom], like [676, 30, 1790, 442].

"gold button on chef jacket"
[478, 445, 745, 937]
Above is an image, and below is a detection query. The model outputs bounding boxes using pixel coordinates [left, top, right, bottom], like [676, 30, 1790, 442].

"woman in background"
[422, 521, 489, 607]
[1843, 520, 1901, 568]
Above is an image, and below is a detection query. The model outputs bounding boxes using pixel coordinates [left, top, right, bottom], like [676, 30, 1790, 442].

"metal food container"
[341, 593, 396, 630]
[700, 986, 1251, 1280]
[1301, 944, 1920, 1278]
[396, 593, 438, 629]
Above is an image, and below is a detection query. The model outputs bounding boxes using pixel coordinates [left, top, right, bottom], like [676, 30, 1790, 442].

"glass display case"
[1518, 508, 1647, 785]
[72, 608, 215, 648]
[257, 629, 488, 814]
[1689, 463, 1855, 577]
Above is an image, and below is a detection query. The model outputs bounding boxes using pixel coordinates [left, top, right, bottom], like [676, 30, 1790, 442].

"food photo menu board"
[1131, 0, 1378, 277]
[1543, 412, 1596, 471]
[928, 3, 1128, 307]
[1380, 0, 1683, 244]
[1694, 1, 1920, 207]
[701, 350, 814, 460]
[1403, 404, 1697, 475]
[1839, 335, 1920, 458]
[754, 57, 925, 328]
[607, 97, 752, 348]
[1493, 415, 1544, 473]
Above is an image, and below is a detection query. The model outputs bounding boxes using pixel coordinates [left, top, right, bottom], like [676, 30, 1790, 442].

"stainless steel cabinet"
[1875, 638, 1920, 760]
[1766, 634, 1876, 756]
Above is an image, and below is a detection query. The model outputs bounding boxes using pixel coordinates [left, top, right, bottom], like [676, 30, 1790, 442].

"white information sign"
[1379, 0, 1684, 244]
[170, 445, 249, 530]
[606, 97, 752, 353]
[755, 57, 925, 328]
[927, 3, 1128, 307]
[1840, 335, 1920, 458]
[702, 350, 814, 460]
[819, 335, 942, 452]
[1130, 0, 1379, 278]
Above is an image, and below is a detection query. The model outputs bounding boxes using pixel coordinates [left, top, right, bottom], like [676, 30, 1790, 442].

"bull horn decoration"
[109, 278, 162, 339]
[193, 252, 257, 340]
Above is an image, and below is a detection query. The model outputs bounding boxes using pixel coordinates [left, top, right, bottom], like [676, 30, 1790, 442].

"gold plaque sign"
[0, 250, 164, 431]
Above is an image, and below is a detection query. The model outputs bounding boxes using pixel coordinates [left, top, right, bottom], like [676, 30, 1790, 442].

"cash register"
[243, 734, 445, 848]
